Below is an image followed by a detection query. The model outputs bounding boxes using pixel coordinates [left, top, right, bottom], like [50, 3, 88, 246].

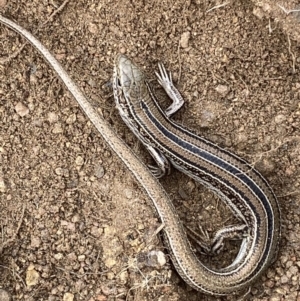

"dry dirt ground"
[1, 1, 300, 301]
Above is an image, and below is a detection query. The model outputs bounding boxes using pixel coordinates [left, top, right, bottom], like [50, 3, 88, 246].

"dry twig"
[277, 4, 300, 15]
[206, 2, 230, 13]
[287, 34, 296, 73]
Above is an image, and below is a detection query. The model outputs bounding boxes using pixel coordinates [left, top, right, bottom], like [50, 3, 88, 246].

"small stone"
[200, 109, 215, 127]
[106, 272, 115, 280]
[124, 188, 133, 199]
[103, 226, 116, 236]
[265, 279, 275, 288]
[52, 123, 63, 134]
[30, 236, 41, 248]
[0, 175, 6, 192]
[180, 31, 190, 48]
[54, 253, 63, 260]
[26, 265, 39, 286]
[15, 102, 29, 117]
[55, 167, 64, 175]
[91, 226, 103, 238]
[280, 255, 289, 265]
[68, 222, 76, 232]
[149, 40, 156, 48]
[32, 146, 40, 155]
[261, 3, 271, 12]
[47, 112, 58, 123]
[274, 114, 286, 124]
[280, 275, 289, 284]
[67, 252, 77, 262]
[94, 164, 105, 178]
[75, 156, 84, 166]
[141, 250, 167, 268]
[88, 78, 96, 87]
[63, 293, 74, 301]
[72, 214, 80, 223]
[288, 265, 298, 275]
[55, 53, 66, 61]
[49, 205, 59, 213]
[75, 280, 85, 291]
[269, 295, 281, 301]
[61, 220, 68, 227]
[253, 7, 264, 19]
[119, 47, 126, 54]
[137, 223, 144, 231]
[103, 257, 117, 268]
[78, 255, 86, 262]
[66, 113, 76, 124]
[109, 25, 123, 38]
[88, 23, 98, 34]
[215, 84, 229, 96]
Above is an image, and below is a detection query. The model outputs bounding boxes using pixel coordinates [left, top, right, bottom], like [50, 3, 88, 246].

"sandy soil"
[1, 1, 300, 300]
[251, 0, 300, 42]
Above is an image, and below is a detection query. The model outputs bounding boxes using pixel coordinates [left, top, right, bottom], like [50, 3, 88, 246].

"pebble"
[26, 265, 39, 286]
[252, 7, 264, 19]
[180, 31, 190, 48]
[269, 295, 281, 301]
[15, 102, 29, 117]
[78, 255, 86, 262]
[66, 113, 76, 124]
[30, 236, 41, 248]
[90, 226, 103, 238]
[106, 272, 115, 280]
[54, 253, 63, 260]
[52, 123, 63, 134]
[0, 175, 6, 192]
[63, 293, 74, 301]
[215, 84, 229, 96]
[75, 156, 84, 166]
[94, 164, 105, 178]
[103, 257, 116, 269]
[67, 252, 77, 262]
[124, 188, 133, 199]
[47, 112, 58, 123]
[138, 250, 167, 268]
[119, 46, 126, 54]
[149, 40, 156, 48]
[274, 114, 286, 124]
[280, 275, 289, 284]
[88, 22, 98, 34]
